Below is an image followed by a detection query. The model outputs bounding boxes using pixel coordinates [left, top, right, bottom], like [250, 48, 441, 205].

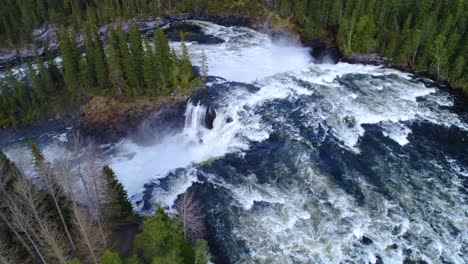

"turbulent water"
[107, 21, 468, 263]
[3, 20, 468, 263]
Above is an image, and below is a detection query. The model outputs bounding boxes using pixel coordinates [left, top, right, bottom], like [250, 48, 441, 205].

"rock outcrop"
[77, 96, 187, 143]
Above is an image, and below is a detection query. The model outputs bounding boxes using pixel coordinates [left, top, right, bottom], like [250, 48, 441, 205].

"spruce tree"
[134, 206, 194, 264]
[179, 34, 193, 88]
[102, 166, 133, 219]
[83, 26, 97, 88]
[35, 52, 54, 94]
[129, 23, 144, 90]
[59, 29, 81, 103]
[108, 28, 125, 95]
[142, 35, 158, 93]
[43, 43, 60, 80]
[92, 27, 108, 89]
[153, 28, 172, 94]
[117, 24, 139, 96]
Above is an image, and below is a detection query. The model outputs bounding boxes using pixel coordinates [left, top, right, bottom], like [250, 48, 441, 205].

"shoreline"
[1, 12, 465, 98]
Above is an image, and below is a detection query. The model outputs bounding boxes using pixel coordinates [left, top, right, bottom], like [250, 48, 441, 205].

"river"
[2, 20, 468, 263]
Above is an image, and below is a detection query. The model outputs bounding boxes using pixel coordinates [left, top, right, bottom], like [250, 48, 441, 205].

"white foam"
[171, 20, 312, 83]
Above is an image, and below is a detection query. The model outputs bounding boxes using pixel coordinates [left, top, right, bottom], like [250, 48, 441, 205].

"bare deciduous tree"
[71, 206, 107, 264]
[30, 143, 76, 253]
[71, 135, 108, 246]
[175, 192, 205, 242]
[54, 154, 107, 264]
[13, 176, 69, 264]
[0, 237, 15, 264]
[0, 153, 48, 264]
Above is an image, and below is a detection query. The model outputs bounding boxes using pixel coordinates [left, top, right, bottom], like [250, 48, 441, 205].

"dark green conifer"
[102, 166, 133, 219]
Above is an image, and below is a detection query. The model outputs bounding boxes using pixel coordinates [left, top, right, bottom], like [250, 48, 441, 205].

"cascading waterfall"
[3, 20, 466, 263]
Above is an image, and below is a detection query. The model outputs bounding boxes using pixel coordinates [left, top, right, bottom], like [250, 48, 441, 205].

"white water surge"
[105, 21, 467, 263]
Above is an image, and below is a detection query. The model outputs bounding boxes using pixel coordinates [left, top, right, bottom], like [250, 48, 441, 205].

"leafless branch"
[175, 192, 205, 242]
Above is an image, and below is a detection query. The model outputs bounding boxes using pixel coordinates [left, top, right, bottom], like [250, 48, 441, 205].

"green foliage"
[68, 258, 82, 264]
[194, 239, 211, 264]
[154, 28, 173, 95]
[122, 255, 142, 264]
[271, 0, 468, 91]
[102, 166, 133, 219]
[108, 28, 125, 95]
[99, 250, 123, 264]
[134, 206, 195, 264]
[0, 19, 199, 127]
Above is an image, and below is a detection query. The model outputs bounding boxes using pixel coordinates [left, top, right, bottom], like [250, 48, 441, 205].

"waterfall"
[183, 101, 209, 141]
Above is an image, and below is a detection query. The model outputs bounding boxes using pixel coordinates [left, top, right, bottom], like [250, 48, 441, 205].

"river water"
[2, 20, 468, 263]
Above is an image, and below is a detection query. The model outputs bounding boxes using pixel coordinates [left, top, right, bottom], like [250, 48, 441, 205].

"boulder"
[164, 21, 225, 44]
[306, 38, 342, 64]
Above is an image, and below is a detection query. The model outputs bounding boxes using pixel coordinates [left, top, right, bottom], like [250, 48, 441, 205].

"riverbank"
[1, 13, 465, 142]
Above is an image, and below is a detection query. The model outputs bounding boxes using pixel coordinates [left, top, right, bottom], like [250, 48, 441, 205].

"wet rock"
[361, 236, 373, 245]
[342, 53, 388, 66]
[76, 96, 186, 143]
[131, 98, 187, 144]
[387, 244, 398, 250]
[205, 107, 217, 129]
[164, 21, 225, 44]
[344, 115, 356, 128]
[0, 49, 18, 68]
[305, 38, 342, 64]
[375, 255, 384, 264]
[187, 13, 251, 27]
[33, 24, 57, 45]
[271, 31, 300, 45]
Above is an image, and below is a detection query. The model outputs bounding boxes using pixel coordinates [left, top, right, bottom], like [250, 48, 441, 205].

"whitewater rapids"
[106, 21, 468, 263]
[5, 20, 466, 263]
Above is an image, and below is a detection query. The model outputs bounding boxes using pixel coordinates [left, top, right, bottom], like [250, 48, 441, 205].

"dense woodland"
[0, 139, 210, 264]
[270, 0, 467, 91]
[0, 21, 200, 127]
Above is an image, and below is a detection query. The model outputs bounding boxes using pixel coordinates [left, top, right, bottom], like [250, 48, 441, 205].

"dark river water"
[1, 21, 467, 264]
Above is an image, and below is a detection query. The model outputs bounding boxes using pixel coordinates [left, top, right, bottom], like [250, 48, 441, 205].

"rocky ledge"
[76, 96, 187, 143]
